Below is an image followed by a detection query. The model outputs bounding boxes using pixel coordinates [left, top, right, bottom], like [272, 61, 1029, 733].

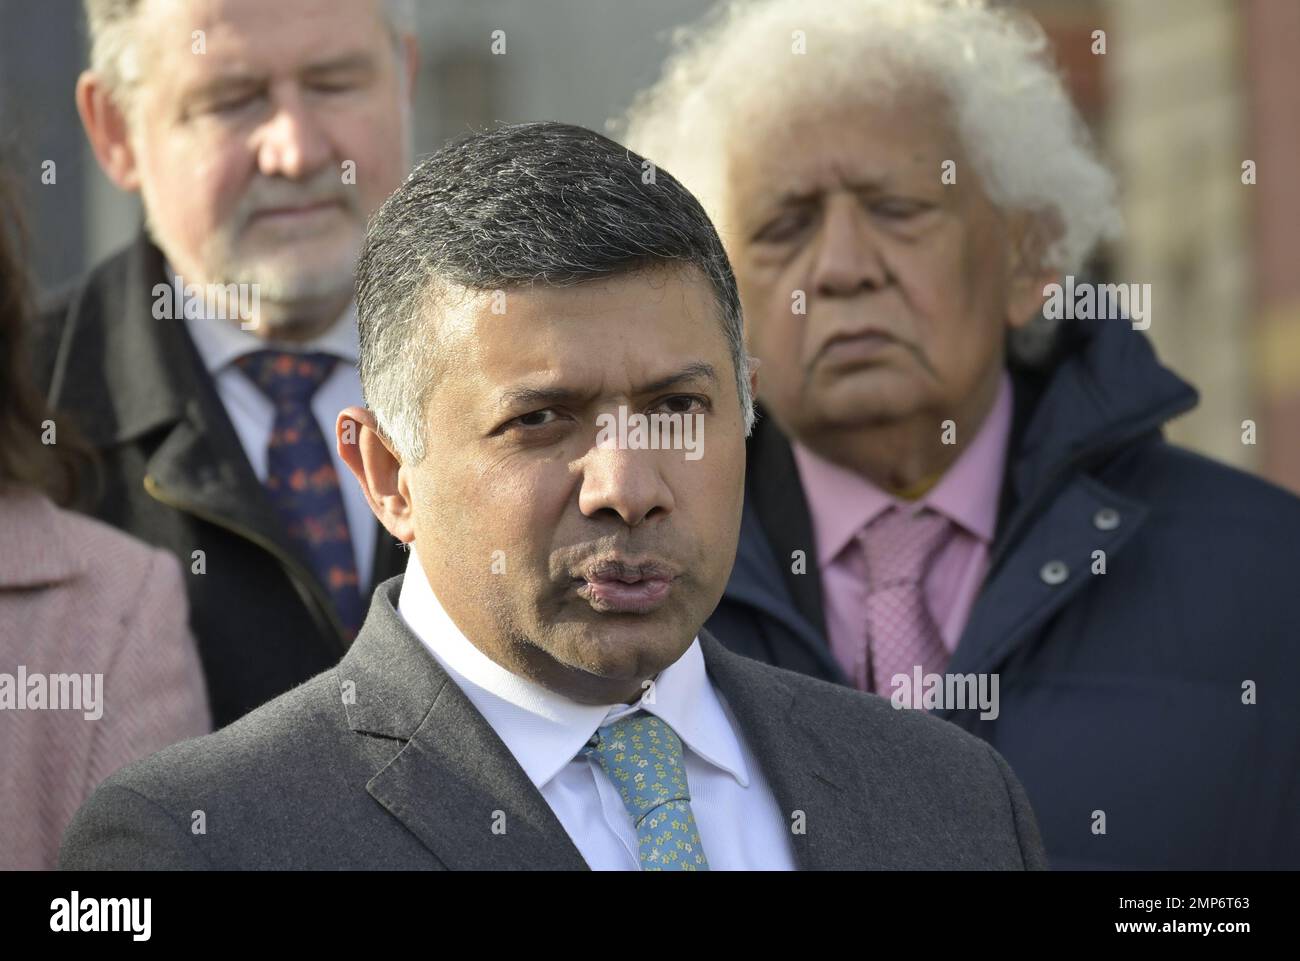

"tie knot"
[858, 506, 955, 588]
[235, 350, 338, 407]
[584, 711, 691, 817]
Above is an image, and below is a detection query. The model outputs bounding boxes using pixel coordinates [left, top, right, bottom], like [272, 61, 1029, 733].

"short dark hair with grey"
[355, 120, 752, 462]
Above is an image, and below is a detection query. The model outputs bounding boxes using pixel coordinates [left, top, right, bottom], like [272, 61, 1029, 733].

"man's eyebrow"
[766, 186, 822, 210]
[639, 361, 718, 396]
[300, 52, 378, 77]
[183, 71, 262, 99]
[497, 361, 719, 410]
[183, 53, 376, 97]
[768, 176, 900, 209]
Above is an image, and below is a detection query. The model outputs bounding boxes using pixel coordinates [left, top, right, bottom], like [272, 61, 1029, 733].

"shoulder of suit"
[92, 665, 346, 804]
[37, 240, 137, 325]
[707, 634, 994, 759]
[33, 242, 140, 394]
[1132, 440, 1300, 522]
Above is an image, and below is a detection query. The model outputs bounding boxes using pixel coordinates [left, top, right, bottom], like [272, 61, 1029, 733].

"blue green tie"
[583, 711, 710, 871]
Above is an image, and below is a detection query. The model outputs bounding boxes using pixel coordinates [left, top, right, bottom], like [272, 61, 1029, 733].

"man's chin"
[808, 374, 924, 430]
[222, 232, 360, 293]
[554, 615, 697, 681]
[230, 262, 357, 306]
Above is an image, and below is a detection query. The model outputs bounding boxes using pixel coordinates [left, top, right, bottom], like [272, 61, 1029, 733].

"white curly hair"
[618, 0, 1121, 275]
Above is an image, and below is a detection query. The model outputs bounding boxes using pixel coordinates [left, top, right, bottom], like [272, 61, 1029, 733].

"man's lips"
[572, 559, 678, 614]
[818, 328, 899, 367]
[248, 200, 343, 223]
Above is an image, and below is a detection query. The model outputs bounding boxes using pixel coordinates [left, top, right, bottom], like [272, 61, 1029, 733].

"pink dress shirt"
[791, 372, 1014, 687]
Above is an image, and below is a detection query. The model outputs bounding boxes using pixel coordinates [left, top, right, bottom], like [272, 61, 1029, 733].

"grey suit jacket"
[60, 575, 1048, 870]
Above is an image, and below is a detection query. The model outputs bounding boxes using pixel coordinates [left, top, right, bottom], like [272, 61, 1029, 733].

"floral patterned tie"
[583, 712, 710, 871]
[234, 350, 363, 638]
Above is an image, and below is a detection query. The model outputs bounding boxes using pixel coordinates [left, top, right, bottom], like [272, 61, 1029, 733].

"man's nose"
[810, 196, 888, 297]
[578, 446, 675, 527]
[255, 90, 331, 180]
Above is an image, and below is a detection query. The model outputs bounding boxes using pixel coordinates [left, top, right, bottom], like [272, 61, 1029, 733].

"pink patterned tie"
[857, 506, 956, 700]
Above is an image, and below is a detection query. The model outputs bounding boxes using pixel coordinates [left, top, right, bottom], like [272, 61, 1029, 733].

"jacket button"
[1093, 507, 1121, 531]
[1040, 560, 1069, 585]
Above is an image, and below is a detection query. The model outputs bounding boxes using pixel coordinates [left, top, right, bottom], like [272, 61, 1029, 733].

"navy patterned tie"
[234, 350, 363, 638]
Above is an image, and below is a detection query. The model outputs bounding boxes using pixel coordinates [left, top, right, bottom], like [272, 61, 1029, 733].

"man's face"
[124, 0, 411, 313]
[723, 92, 1035, 440]
[407, 270, 748, 704]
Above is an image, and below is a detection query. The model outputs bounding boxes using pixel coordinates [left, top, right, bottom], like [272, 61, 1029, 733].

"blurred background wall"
[1, 0, 1297, 493]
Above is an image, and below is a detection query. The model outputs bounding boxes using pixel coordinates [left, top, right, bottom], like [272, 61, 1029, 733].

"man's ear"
[1005, 213, 1061, 331]
[337, 406, 416, 544]
[76, 71, 141, 192]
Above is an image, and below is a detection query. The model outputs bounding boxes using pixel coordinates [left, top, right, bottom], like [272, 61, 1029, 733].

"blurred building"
[1030, 0, 1300, 494]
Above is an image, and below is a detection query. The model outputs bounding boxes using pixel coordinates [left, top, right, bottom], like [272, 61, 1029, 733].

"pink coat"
[0, 487, 210, 869]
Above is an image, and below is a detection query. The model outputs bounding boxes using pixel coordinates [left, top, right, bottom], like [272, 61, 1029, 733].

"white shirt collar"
[396, 544, 751, 791]
[169, 264, 359, 373]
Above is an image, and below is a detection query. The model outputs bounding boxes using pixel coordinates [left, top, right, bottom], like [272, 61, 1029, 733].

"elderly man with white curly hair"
[624, 0, 1300, 870]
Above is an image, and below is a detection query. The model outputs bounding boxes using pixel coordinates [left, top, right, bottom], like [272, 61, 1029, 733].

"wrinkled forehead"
[725, 89, 961, 202]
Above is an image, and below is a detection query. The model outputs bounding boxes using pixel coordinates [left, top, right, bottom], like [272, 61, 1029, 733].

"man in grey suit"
[61, 122, 1046, 871]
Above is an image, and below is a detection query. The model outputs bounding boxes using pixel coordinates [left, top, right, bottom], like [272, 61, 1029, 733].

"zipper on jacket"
[143, 473, 351, 653]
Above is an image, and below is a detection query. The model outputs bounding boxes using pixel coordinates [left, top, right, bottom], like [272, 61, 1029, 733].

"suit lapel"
[367, 682, 591, 870]
[699, 631, 880, 869]
[943, 473, 1151, 692]
[346, 579, 588, 870]
[49, 233, 191, 446]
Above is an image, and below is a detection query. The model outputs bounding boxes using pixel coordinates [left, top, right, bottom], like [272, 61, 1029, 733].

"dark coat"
[60, 575, 1047, 870]
[706, 313, 1300, 869]
[33, 234, 408, 728]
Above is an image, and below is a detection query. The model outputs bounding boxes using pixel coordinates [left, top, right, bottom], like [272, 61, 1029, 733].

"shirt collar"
[923, 370, 1014, 543]
[0, 488, 83, 588]
[169, 264, 359, 374]
[793, 369, 1014, 565]
[396, 545, 751, 790]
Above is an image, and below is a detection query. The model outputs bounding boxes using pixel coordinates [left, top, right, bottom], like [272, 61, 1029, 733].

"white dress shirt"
[181, 293, 375, 588]
[397, 545, 797, 870]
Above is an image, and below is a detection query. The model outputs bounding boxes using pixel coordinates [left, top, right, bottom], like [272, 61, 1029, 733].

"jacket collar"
[1006, 314, 1198, 505]
[49, 232, 197, 448]
[0, 487, 83, 588]
[344, 575, 869, 869]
